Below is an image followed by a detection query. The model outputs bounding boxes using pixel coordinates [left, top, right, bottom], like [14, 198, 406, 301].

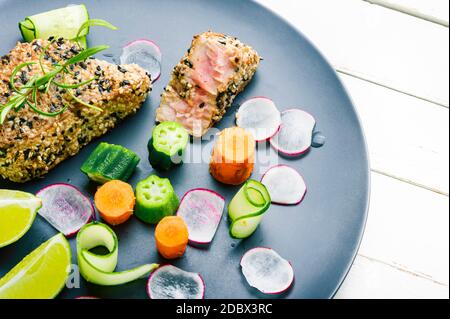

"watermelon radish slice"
[270, 109, 316, 156]
[177, 189, 225, 245]
[236, 97, 281, 142]
[240, 247, 294, 294]
[120, 39, 162, 83]
[147, 265, 205, 299]
[261, 165, 307, 205]
[36, 183, 94, 236]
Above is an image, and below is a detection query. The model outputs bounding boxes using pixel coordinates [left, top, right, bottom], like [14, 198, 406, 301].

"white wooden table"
[256, 0, 449, 299]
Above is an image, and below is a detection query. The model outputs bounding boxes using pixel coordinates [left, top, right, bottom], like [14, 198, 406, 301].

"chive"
[75, 19, 118, 43]
[67, 89, 102, 112]
[53, 76, 97, 89]
[27, 100, 68, 117]
[10, 62, 36, 94]
[64, 45, 109, 66]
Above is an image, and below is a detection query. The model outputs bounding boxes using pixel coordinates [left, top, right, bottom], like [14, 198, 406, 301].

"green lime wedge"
[0, 233, 71, 299]
[0, 190, 42, 248]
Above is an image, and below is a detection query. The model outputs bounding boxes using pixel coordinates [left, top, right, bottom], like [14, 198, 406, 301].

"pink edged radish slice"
[240, 247, 294, 294]
[36, 184, 94, 236]
[177, 189, 225, 245]
[236, 97, 281, 142]
[120, 39, 162, 83]
[261, 165, 307, 205]
[270, 109, 316, 156]
[147, 265, 205, 299]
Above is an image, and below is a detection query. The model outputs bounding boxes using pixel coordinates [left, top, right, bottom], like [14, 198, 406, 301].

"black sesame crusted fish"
[0, 39, 151, 183]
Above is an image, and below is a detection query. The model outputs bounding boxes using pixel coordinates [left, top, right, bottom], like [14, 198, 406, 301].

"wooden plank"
[256, 0, 449, 106]
[340, 73, 449, 194]
[336, 172, 449, 299]
[364, 0, 449, 26]
[335, 254, 449, 299]
[359, 172, 449, 286]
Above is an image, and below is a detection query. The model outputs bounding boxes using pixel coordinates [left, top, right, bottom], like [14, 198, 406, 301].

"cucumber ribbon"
[228, 180, 271, 239]
[77, 222, 158, 286]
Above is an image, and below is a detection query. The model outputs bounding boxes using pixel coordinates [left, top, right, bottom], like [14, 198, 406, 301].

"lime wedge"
[0, 233, 71, 299]
[0, 190, 41, 248]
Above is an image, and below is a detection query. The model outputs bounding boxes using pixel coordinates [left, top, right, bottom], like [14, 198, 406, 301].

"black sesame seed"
[120, 80, 130, 87]
[117, 65, 127, 73]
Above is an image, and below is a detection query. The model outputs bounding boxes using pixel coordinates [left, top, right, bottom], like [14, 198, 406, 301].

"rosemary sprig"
[0, 19, 117, 125]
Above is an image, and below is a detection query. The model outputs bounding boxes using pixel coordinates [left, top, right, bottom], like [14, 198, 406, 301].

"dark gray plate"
[0, 0, 370, 299]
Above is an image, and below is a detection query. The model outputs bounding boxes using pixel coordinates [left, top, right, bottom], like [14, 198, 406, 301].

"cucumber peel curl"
[228, 180, 271, 239]
[76, 222, 158, 286]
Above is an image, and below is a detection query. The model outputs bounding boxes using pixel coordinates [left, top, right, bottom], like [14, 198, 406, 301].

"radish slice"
[240, 247, 294, 294]
[36, 184, 94, 236]
[261, 165, 307, 205]
[147, 265, 205, 299]
[270, 109, 316, 156]
[120, 39, 162, 83]
[177, 189, 225, 245]
[236, 97, 281, 142]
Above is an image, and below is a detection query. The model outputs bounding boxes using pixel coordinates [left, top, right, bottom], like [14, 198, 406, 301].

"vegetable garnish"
[75, 18, 118, 48]
[236, 97, 281, 142]
[36, 184, 94, 236]
[270, 108, 316, 156]
[155, 216, 189, 259]
[94, 180, 135, 226]
[261, 165, 307, 205]
[209, 127, 256, 185]
[120, 39, 162, 83]
[228, 180, 271, 239]
[0, 18, 117, 124]
[77, 222, 159, 286]
[240, 247, 294, 294]
[135, 175, 179, 224]
[19, 5, 90, 45]
[147, 265, 205, 299]
[176, 189, 225, 246]
[148, 122, 189, 171]
[81, 142, 140, 184]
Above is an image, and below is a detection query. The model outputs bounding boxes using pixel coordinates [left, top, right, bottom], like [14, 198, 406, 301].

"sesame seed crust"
[0, 39, 152, 183]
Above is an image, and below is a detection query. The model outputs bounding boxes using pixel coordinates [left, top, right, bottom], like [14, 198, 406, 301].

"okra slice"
[135, 175, 179, 224]
[148, 122, 189, 171]
[81, 143, 140, 184]
[228, 180, 271, 239]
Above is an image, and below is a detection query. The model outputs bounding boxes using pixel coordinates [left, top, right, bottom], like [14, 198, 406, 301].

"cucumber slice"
[19, 19, 35, 42]
[228, 180, 271, 239]
[81, 143, 140, 184]
[76, 222, 159, 286]
[148, 122, 189, 171]
[19, 4, 89, 42]
[135, 175, 179, 224]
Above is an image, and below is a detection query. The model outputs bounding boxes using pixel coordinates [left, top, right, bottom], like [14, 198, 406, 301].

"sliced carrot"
[155, 216, 189, 259]
[94, 180, 135, 225]
[209, 127, 255, 185]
